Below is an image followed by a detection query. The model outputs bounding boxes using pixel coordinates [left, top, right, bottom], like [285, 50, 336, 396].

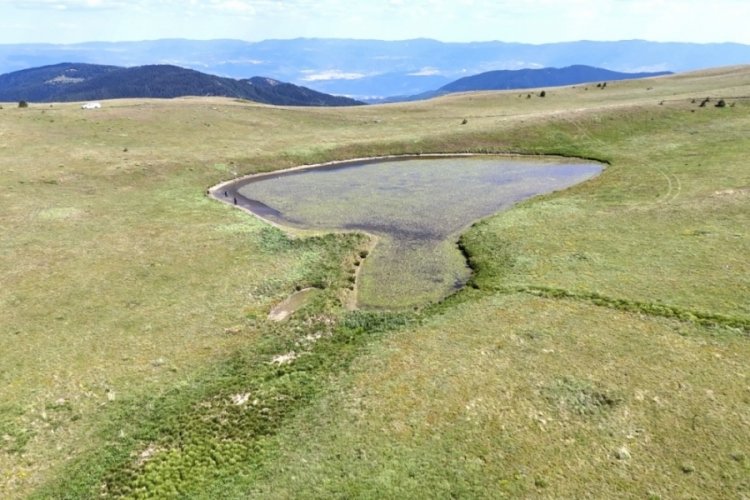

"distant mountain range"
[0, 62, 673, 106]
[441, 65, 671, 93]
[381, 65, 671, 103]
[1, 38, 749, 99]
[0, 63, 362, 106]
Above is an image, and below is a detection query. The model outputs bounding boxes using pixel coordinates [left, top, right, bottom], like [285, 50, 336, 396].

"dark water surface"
[219, 156, 602, 309]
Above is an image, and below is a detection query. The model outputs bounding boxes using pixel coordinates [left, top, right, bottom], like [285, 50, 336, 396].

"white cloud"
[210, 0, 255, 14]
[219, 58, 264, 65]
[300, 69, 368, 81]
[622, 64, 671, 73]
[12, 0, 131, 9]
[408, 67, 442, 76]
[3, 0, 750, 44]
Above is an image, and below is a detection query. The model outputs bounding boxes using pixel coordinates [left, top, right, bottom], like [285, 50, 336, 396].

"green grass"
[1, 66, 749, 497]
[31, 309, 414, 499]
[248, 294, 750, 498]
[459, 104, 750, 319]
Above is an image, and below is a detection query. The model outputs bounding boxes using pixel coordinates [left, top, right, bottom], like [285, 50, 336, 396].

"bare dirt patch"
[268, 288, 320, 321]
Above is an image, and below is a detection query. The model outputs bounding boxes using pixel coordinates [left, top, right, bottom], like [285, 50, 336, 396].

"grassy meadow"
[1, 66, 749, 498]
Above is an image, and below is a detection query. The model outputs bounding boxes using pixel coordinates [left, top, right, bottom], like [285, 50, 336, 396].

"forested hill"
[0, 63, 363, 106]
[439, 65, 672, 93]
[372, 64, 673, 102]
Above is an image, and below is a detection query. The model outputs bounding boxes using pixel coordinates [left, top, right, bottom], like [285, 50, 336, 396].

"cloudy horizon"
[1, 0, 749, 46]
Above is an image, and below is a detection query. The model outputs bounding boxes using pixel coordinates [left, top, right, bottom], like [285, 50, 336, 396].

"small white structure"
[81, 102, 101, 110]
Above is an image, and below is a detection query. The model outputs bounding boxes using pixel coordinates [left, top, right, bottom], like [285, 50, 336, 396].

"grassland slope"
[1, 66, 748, 498]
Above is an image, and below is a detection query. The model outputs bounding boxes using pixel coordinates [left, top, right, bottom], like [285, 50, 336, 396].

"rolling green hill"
[1, 66, 748, 498]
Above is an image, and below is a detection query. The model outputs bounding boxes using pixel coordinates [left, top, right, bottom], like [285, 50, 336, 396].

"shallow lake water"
[221, 156, 602, 309]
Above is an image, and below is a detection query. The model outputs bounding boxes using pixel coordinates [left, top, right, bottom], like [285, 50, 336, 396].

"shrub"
[18, 101, 28, 108]
[715, 99, 726, 108]
[539, 90, 546, 98]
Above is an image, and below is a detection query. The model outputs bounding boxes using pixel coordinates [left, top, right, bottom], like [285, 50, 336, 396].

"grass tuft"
[543, 377, 623, 417]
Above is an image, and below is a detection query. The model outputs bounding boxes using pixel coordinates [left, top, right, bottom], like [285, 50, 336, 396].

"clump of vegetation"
[715, 99, 727, 108]
[257, 226, 296, 253]
[18, 100, 28, 108]
[539, 90, 546, 98]
[0, 404, 35, 454]
[543, 377, 622, 416]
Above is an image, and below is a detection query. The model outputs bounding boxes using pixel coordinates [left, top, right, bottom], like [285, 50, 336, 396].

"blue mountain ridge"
[1, 38, 748, 98]
[0, 62, 363, 106]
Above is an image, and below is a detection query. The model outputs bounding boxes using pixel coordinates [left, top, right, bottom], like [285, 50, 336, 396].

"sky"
[1, 0, 749, 45]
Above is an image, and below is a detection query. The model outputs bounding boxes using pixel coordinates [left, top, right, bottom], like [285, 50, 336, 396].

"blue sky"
[1, 0, 749, 45]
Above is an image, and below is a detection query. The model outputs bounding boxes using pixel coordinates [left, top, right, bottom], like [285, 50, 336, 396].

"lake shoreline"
[208, 153, 604, 311]
[207, 152, 604, 230]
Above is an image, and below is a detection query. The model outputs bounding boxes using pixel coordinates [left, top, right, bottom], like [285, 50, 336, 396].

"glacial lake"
[218, 156, 602, 309]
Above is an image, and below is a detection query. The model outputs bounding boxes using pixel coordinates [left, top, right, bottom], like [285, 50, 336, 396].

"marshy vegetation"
[1, 66, 749, 498]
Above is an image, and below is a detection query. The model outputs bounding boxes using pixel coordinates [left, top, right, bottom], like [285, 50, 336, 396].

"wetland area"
[213, 155, 602, 309]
